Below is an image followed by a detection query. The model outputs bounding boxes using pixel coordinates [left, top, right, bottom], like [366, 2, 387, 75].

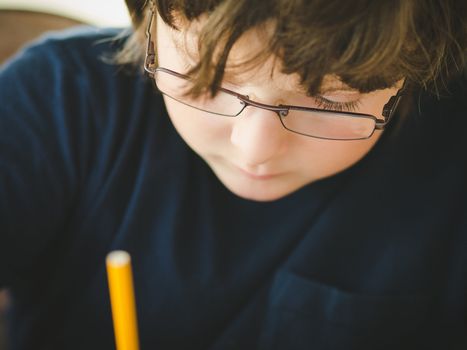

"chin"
[233, 190, 286, 202]
[222, 180, 298, 202]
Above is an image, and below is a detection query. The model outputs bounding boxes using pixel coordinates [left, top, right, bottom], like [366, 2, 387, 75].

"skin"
[155, 14, 403, 202]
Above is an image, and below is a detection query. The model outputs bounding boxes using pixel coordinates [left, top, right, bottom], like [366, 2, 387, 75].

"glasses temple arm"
[144, 8, 156, 72]
[378, 79, 408, 128]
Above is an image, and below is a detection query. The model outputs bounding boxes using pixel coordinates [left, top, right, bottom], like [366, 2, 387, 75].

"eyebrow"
[221, 72, 360, 98]
[287, 84, 359, 98]
[318, 84, 358, 94]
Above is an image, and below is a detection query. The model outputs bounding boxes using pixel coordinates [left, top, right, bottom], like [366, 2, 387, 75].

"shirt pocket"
[258, 270, 438, 350]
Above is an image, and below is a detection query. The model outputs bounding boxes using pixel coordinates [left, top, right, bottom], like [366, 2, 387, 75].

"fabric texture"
[0, 27, 466, 350]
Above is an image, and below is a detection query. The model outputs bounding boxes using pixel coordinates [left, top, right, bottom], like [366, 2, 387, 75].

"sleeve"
[0, 38, 91, 288]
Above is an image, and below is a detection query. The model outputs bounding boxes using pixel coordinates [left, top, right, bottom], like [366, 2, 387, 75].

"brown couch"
[0, 9, 83, 64]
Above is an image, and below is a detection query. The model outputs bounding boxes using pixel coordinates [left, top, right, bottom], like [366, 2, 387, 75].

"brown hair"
[120, 0, 467, 97]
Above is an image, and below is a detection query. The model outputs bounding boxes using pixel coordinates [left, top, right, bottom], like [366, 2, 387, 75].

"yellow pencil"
[106, 250, 140, 350]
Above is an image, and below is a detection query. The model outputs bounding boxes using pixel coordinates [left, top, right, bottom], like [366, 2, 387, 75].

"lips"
[235, 165, 280, 180]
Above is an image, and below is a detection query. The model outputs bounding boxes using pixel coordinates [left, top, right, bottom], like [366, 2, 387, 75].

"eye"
[314, 95, 362, 112]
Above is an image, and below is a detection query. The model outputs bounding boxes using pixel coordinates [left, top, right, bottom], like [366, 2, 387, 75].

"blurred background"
[0, 1, 131, 348]
[0, 0, 131, 65]
[0, 0, 131, 27]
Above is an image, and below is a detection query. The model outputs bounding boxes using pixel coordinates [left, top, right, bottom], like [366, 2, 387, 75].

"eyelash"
[313, 95, 361, 113]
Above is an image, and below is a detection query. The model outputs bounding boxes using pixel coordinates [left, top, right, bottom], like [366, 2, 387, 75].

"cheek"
[294, 132, 382, 178]
[163, 96, 233, 150]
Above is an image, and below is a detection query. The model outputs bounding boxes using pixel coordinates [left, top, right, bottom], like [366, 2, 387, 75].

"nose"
[230, 105, 287, 165]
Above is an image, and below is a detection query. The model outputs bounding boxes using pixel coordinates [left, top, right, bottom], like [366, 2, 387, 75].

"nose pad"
[230, 106, 287, 165]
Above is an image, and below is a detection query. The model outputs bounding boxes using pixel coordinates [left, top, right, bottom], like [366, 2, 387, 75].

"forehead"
[157, 13, 356, 95]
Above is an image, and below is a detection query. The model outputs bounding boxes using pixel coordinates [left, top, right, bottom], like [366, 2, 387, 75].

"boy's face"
[156, 15, 402, 202]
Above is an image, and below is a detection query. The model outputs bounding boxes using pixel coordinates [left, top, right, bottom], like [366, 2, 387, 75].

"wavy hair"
[118, 0, 467, 97]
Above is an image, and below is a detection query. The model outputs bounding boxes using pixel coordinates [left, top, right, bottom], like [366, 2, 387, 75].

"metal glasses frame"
[143, 8, 407, 140]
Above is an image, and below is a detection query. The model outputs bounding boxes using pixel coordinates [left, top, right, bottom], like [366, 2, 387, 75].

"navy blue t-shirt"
[0, 27, 466, 350]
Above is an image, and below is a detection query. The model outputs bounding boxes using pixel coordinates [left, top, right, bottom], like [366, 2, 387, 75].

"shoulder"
[0, 25, 164, 187]
[0, 26, 144, 100]
[0, 25, 157, 125]
[428, 74, 467, 141]
[431, 73, 466, 115]
[407, 73, 467, 141]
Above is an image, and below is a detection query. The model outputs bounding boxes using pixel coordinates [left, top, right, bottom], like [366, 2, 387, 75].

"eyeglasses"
[143, 9, 406, 141]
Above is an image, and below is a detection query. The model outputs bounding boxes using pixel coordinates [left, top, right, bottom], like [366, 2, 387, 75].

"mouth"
[235, 165, 281, 180]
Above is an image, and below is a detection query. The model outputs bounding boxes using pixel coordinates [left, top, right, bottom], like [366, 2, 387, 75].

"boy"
[0, 0, 466, 349]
